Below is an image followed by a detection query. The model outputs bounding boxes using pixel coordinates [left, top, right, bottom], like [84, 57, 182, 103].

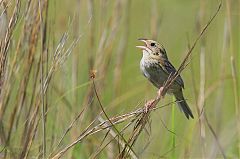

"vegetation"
[0, 0, 239, 158]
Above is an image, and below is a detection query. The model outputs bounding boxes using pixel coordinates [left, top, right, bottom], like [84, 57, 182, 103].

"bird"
[136, 38, 194, 119]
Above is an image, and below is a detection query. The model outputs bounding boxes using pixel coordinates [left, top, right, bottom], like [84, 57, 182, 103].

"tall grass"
[0, 0, 238, 159]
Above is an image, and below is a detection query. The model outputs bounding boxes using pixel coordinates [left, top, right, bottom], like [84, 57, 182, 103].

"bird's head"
[136, 38, 168, 60]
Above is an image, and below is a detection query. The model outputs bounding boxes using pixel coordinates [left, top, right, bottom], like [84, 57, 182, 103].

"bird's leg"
[157, 86, 165, 98]
[144, 87, 165, 113]
[144, 99, 155, 113]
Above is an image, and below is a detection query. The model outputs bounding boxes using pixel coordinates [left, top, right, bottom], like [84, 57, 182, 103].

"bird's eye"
[150, 43, 155, 47]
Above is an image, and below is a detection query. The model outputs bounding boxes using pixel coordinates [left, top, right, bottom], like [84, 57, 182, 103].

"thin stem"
[171, 96, 176, 159]
[38, 0, 46, 158]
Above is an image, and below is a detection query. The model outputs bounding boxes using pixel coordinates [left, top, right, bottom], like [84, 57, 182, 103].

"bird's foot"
[144, 99, 155, 113]
[157, 87, 165, 98]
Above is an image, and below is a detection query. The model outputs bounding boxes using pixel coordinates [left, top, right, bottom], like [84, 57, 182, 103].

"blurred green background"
[1, 0, 240, 158]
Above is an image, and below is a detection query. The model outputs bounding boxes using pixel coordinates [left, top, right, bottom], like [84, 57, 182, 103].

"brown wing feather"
[158, 59, 185, 88]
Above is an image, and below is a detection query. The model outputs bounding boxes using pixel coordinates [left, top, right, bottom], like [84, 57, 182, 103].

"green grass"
[0, 0, 239, 158]
[171, 97, 176, 159]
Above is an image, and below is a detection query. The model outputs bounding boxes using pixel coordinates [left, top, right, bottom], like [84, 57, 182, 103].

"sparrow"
[136, 38, 194, 119]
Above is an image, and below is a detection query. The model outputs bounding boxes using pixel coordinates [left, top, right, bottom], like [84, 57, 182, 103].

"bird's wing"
[161, 59, 185, 88]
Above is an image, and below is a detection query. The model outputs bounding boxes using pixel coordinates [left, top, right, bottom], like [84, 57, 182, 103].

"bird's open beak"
[136, 38, 149, 52]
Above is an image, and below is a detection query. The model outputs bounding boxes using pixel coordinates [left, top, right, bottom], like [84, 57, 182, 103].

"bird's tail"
[174, 91, 194, 119]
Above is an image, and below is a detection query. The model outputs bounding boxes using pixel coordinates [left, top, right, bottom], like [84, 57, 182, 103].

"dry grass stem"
[0, 1, 234, 159]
